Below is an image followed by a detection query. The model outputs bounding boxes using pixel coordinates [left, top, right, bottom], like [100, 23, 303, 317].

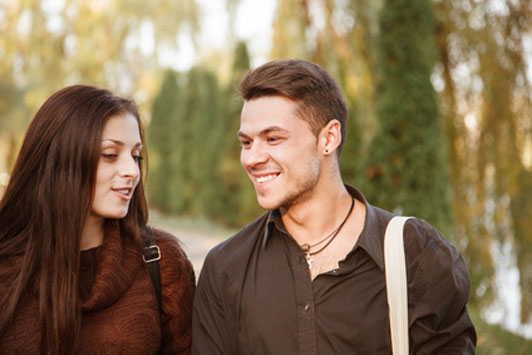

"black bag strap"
[142, 227, 163, 355]
[142, 226, 163, 314]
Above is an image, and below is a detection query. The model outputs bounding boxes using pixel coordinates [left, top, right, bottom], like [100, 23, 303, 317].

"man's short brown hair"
[240, 59, 348, 154]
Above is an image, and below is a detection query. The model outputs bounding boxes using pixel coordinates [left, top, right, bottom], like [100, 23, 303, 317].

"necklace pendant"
[305, 253, 313, 269]
[301, 243, 310, 252]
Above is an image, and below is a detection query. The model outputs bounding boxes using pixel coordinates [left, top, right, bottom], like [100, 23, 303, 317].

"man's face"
[238, 96, 322, 211]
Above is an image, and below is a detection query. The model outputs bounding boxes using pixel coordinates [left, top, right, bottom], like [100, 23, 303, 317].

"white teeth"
[256, 174, 277, 183]
[117, 189, 129, 195]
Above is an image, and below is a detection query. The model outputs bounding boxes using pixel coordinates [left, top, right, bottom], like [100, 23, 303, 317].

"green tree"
[147, 42, 265, 228]
[270, 0, 310, 59]
[362, 0, 452, 235]
[217, 42, 263, 227]
[434, 0, 532, 319]
[148, 67, 222, 216]
[148, 70, 185, 211]
[182, 68, 225, 216]
[0, 0, 199, 172]
[268, 0, 382, 189]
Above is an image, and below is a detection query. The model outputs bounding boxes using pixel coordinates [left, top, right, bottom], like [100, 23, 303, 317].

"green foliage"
[183, 68, 226, 216]
[148, 42, 263, 228]
[0, 0, 198, 176]
[148, 68, 221, 215]
[270, 0, 310, 59]
[434, 0, 532, 318]
[361, 0, 452, 235]
[510, 170, 532, 323]
[214, 42, 264, 226]
[148, 70, 183, 211]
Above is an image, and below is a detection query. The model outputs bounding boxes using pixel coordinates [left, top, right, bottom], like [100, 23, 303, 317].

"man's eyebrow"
[237, 131, 249, 139]
[102, 139, 142, 148]
[261, 126, 289, 135]
[237, 126, 289, 138]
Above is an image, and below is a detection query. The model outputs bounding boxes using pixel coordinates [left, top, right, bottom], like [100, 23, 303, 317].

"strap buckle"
[143, 245, 161, 263]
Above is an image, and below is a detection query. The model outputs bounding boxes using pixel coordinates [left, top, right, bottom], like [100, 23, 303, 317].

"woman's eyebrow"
[101, 139, 142, 148]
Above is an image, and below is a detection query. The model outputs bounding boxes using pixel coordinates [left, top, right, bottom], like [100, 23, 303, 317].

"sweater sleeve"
[154, 228, 196, 355]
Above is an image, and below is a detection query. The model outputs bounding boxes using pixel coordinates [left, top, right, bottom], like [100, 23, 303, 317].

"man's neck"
[280, 180, 352, 246]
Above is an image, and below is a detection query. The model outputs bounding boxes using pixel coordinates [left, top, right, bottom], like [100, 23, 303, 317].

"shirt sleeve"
[156, 229, 196, 355]
[192, 247, 230, 355]
[405, 219, 477, 354]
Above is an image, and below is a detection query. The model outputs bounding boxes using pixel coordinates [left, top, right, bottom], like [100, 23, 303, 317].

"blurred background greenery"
[0, 0, 531, 352]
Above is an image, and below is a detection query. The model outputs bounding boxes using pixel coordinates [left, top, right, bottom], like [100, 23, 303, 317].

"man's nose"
[241, 142, 269, 168]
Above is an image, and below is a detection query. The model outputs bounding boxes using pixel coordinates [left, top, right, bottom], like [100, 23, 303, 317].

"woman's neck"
[81, 214, 105, 250]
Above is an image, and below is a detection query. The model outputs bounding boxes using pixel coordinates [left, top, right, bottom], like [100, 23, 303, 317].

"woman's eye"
[102, 154, 118, 160]
[133, 155, 144, 163]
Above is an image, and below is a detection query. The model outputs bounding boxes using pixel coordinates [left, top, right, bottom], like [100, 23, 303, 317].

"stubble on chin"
[259, 159, 322, 211]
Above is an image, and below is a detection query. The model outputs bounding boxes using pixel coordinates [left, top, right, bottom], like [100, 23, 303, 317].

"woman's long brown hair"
[0, 85, 148, 354]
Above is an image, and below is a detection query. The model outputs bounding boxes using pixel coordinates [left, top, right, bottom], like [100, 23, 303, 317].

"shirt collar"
[262, 209, 284, 249]
[262, 185, 386, 271]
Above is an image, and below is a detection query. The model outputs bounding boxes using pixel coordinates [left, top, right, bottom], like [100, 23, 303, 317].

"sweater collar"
[79, 220, 142, 312]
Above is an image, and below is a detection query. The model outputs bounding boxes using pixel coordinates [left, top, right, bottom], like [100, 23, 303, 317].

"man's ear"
[319, 119, 342, 155]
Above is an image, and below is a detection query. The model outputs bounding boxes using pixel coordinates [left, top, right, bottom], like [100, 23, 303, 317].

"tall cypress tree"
[148, 70, 184, 212]
[217, 42, 264, 227]
[182, 67, 224, 216]
[362, 0, 452, 234]
[148, 57, 260, 226]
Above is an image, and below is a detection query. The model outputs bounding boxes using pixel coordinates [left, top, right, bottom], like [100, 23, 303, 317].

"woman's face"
[91, 112, 142, 221]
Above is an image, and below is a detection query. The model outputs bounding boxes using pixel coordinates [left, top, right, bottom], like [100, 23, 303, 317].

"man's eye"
[267, 137, 280, 143]
[240, 140, 251, 147]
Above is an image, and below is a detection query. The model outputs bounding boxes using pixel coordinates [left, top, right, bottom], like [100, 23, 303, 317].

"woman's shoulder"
[142, 226, 194, 275]
[143, 226, 183, 252]
[146, 227, 195, 352]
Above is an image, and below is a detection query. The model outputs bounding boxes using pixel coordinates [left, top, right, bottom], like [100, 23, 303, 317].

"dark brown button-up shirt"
[192, 186, 476, 354]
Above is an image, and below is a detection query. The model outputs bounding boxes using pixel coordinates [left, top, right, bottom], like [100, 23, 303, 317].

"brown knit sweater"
[1, 222, 195, 354]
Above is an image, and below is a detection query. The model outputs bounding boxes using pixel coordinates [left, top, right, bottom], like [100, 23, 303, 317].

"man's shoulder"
[402, 217, 454, 252]
[204, 212, 269, 267]
[399, 217, 465, 280]
[364, 202, 458, 264]
[365, 200, 452, 251]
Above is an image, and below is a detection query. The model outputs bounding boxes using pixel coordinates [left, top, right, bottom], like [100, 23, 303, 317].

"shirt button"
[304, 304, 310, 312]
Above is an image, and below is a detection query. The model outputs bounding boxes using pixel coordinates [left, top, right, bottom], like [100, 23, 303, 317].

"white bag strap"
[384, 216, 412, 355]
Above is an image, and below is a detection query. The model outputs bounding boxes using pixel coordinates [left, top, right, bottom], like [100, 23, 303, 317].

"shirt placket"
[286, 236, 317, 355]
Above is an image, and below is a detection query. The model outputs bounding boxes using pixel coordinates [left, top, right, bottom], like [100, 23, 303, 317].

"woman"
[0, 85, 195, 354]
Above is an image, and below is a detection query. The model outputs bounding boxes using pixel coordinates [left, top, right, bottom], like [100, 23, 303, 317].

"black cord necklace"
[300, 196, 355, 269]
[299, 227, 337, 252]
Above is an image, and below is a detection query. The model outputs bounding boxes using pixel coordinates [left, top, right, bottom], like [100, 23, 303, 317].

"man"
[192, 59, 476, 354]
